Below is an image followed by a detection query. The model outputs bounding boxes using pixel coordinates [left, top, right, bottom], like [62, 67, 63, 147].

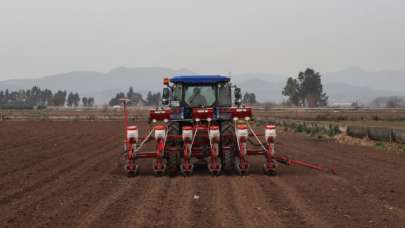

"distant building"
[330, 102, 354, 108]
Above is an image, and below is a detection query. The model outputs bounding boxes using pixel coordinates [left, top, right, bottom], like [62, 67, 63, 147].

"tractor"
[121, 75, 335, 176]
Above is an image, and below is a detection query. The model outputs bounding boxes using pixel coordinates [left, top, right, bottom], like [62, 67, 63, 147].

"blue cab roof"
[170, 75, 230, 84]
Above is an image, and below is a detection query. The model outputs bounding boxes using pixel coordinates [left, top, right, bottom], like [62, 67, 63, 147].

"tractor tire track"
[188, 176, 217, 228]
[75, 180, 135, 228]
[230, 176, 286, 228]
[144, 176, 214, 228]
[211, 176, 247, 227]
[124, 177, 172, 228]
[86, 174, 156, 228]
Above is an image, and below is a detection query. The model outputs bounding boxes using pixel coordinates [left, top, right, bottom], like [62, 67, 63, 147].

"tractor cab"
[158, 75, 245, 121]
[168, 75, 232, 108]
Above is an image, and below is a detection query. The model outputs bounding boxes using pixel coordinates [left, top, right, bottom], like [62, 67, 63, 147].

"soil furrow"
[0, 136, 118, 195]
[211, 176, 246, 227]
[1, 121, 405, 228]
[230, 175, 286, 228]
[87, 175, 154, 227]
[0, 143, 119, 225]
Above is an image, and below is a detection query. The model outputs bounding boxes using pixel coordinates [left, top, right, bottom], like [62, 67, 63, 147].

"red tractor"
[121, 75, 335, 176]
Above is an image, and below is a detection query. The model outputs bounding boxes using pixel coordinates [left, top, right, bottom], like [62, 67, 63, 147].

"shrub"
[295, 123, 304, 133]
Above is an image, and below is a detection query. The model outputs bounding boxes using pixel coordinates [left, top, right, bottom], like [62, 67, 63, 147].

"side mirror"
[162, 87, 170, 105]
[234, 87, 242, 106]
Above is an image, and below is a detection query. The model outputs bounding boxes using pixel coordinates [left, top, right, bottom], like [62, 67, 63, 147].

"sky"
[0, 0, 404, 80]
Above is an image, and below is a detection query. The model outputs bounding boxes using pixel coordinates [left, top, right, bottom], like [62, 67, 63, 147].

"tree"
[370, 96, 404, 108]
[282, 77, 300, 106]
[87, 97, 95, 107]
[127, 86, 134, 99]
[124, 87, 145, 106]
[109, 92, 125, 106]
[386, 96, 402, 108]
[242, 92, 257, 104]
[0, 87, 78, 108]
[42, 89, 53, 106]
[28, 86, 41, 106]
[67, 92, 74, 107]
[110, 87, 156, 106]
[73, 93, 80, 107]
[146, 91, 161, 106]
[82, 97, 88, 106]
[81, 97, 95, 107]
[53, 90, 67, 106]
[146, 91, 153, 105]
[0, 91, 4, 105]
[282, 68, 328, 107]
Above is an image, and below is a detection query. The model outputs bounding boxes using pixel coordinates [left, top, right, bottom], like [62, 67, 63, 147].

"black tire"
[220, 121, 236, 174]
[165, 122, 180, 177]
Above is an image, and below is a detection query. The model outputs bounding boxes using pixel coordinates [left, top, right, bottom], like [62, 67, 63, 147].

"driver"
[189, 87, 207, 106]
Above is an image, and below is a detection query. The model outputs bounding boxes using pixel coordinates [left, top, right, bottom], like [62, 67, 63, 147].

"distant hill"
[0, 82, 19, 91]
[1, 66, 405, 104]
[0, 67, 195, 104]
[238, 80, 404, 104]
[236, 78, 284, 102]
[323, 67, 405, 92]
[231, 73, 287, 84]
[236, 68, 405, 104]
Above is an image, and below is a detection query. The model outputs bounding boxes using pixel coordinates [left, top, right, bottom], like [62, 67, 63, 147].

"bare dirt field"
[1, 121, 405, 228]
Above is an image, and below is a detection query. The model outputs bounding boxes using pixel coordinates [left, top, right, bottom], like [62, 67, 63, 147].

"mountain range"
[1, 66, 404, 105]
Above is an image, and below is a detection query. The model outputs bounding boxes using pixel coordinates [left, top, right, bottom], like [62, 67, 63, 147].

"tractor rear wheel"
[220, 121, 236, 174]
[165, 122, 180, 177]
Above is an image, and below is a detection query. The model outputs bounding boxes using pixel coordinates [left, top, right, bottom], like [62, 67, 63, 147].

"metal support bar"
[275, 155, 336, 174]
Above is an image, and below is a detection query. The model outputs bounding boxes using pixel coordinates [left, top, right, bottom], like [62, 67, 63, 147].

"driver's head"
[193, 87, 200, 95]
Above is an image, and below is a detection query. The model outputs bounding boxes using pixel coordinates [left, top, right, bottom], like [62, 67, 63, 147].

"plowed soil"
[1, 121, 405, 228]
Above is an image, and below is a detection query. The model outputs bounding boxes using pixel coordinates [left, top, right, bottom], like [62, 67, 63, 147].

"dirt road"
[1, 121, 404, 227]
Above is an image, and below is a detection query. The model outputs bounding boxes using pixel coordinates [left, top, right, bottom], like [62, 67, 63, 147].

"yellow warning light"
[163, 77, 169, 85]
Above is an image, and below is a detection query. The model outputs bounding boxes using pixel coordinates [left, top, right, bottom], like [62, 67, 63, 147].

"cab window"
[172, 84, 182, 101]
[218, 83, 231, 106]
[184, 85, 216, 107]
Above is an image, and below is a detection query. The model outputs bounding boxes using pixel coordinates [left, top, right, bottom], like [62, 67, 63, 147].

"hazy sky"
[0, 0, 404, 80]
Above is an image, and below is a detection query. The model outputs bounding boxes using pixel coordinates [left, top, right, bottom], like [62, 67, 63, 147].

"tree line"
[370, 96, 405, 108]
[108, 87, 260, 106]
[0, 86, 94, 108]
[109, 87, 161, 106]
[0, 69, 331, 109]
[242, 92, 257, 105]
[108, 70, 328, 108]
